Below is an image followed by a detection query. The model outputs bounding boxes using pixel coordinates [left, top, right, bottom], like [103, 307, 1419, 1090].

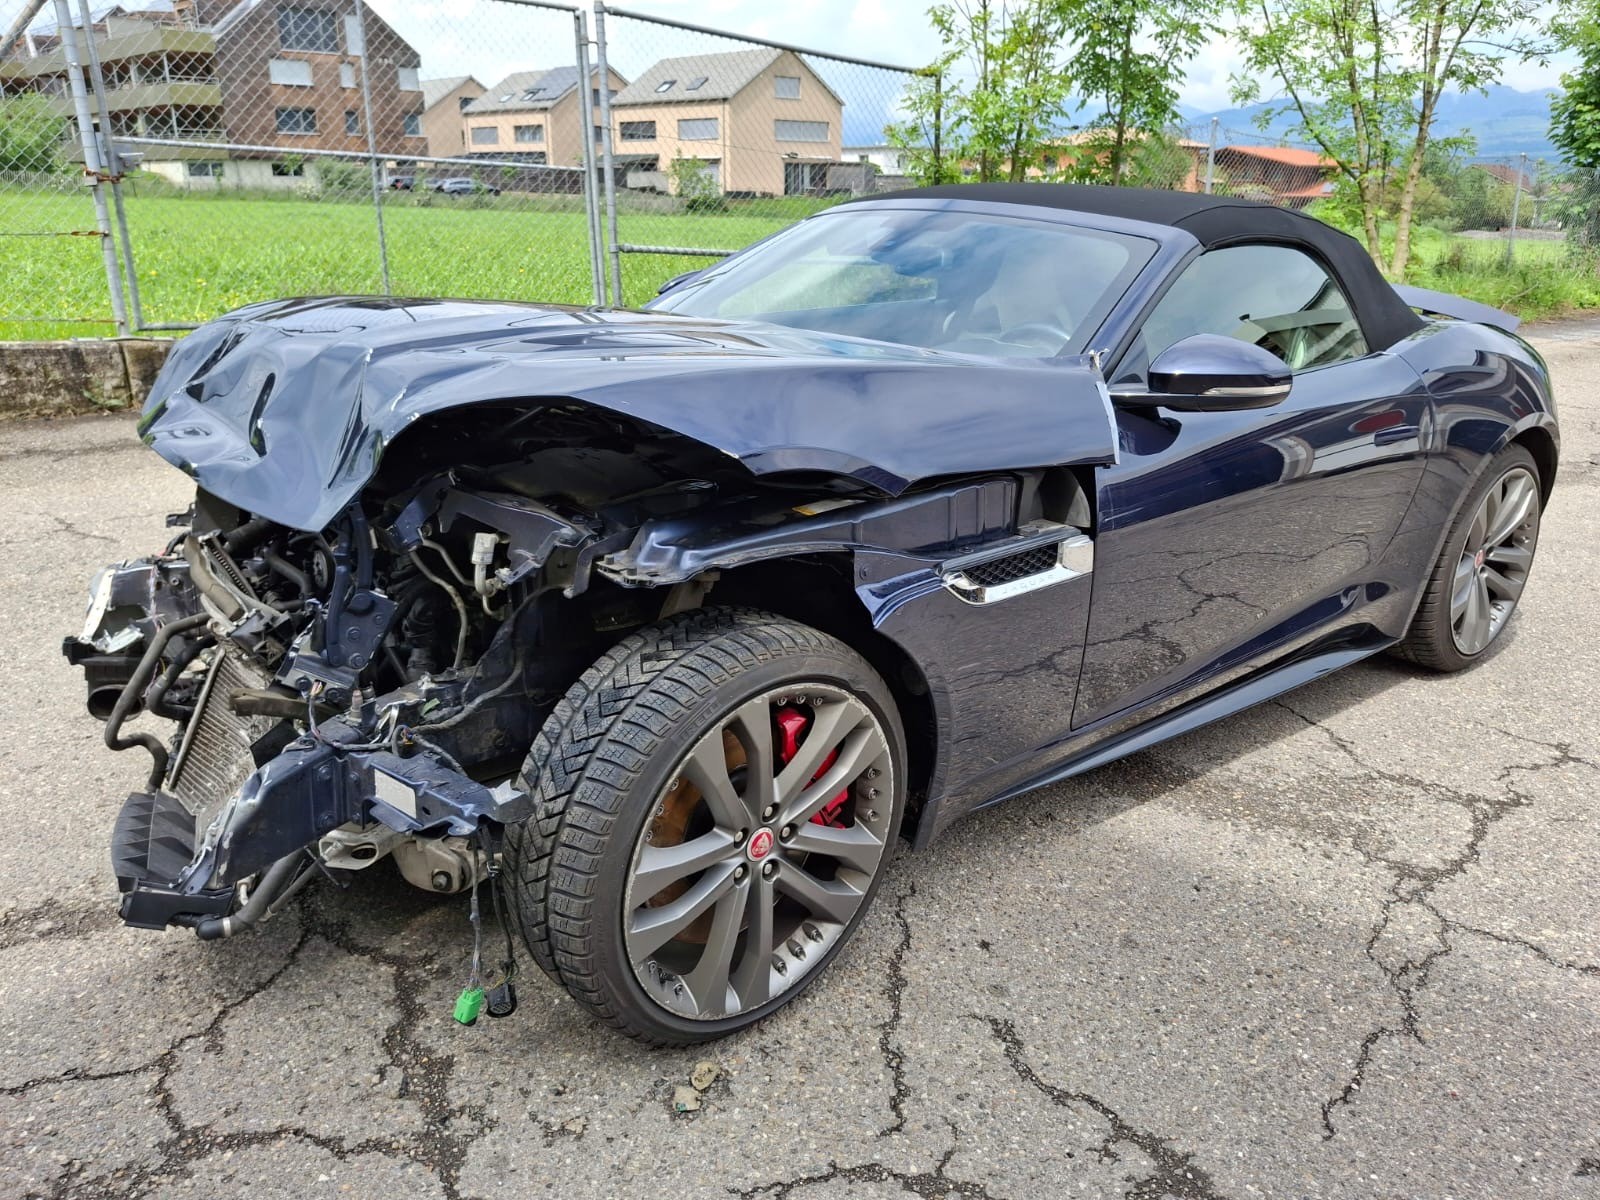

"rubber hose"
[103, 612, 211, 791]
[192, 854, 305, 941]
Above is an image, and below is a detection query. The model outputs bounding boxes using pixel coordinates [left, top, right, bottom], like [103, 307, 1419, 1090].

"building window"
[396, 67, 420, 91]
[594, 124, 604, 143]
[458, 94, 474, 111]
[268, 58, 313, 87]
[277, 7, 339, 53]
[686, 75, 708, 91]
[338, 62, 355, 88]
[403, 113, 421, 137]
[186, 160, 223, 177]
[654, 79, 676, 93]
[270, 160, 305, 176]
[344, 109, 360, 134]
[678, 117, 718, 141]
[343, 13, 363, 55]
[470, 125, 498, 145]
[775, 119, 827, 142]
[620, 120, 655, 141]
[775, 75, 800, 99]
[514, 124, 544, 143]
[275, 106, 317, 134]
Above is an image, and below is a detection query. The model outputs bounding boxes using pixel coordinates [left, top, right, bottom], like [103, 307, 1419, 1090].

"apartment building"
[1, 0, 425, 188]
[608, 47, 841, 196]
[460, 66, 624, 168]
[418, 74, 483, 159]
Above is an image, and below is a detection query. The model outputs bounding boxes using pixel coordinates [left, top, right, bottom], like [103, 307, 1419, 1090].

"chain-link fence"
[1, 0, 1593, 340]
[587, 7, 918, 306]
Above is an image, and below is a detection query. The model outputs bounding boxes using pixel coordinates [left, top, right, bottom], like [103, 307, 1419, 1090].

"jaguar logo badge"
[747, 828, 774, 861]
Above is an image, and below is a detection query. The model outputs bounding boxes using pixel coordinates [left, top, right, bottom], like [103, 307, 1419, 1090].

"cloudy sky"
[373, 0, 1572, 114]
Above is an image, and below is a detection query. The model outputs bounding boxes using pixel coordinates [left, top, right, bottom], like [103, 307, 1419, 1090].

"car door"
[1071, 242, 1433, 730]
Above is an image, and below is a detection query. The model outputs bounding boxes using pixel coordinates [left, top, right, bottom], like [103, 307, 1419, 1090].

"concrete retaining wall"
[0, 339, 173, 417]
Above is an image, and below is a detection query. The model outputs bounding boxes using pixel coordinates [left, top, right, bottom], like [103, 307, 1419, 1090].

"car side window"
[1138, 244, 1369, 373]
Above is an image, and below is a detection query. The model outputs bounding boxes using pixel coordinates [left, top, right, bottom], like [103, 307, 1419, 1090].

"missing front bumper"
[110, 730, 532, 933]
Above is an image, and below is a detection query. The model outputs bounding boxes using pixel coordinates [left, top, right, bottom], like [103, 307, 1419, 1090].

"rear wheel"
[503, 607, 905, 1044]
[1396, 444, 1542, 671]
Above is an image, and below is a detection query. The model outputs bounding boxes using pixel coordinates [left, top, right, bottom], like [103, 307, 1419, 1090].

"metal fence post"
[1205, 117, 1218, 194]
[573, 8, 606, 306]
[592, 1, 623, 306]
[1505, 152, 1526, 266]
[51, 0, 129, 335]
[76, 0, 144, 331]
[352, 0, 393, 295]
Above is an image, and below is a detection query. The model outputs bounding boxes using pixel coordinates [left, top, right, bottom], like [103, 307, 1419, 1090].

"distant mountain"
[1186, 85, 1560, 159]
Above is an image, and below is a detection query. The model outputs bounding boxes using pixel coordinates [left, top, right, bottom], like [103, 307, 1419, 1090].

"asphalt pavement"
[1, 321, 1597, 1200]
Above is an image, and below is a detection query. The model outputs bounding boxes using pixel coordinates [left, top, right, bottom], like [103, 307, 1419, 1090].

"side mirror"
[1110, 333, 1292, 412]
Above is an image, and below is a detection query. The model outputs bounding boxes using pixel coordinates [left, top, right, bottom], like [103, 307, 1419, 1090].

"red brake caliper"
[774, 706, 850, 828]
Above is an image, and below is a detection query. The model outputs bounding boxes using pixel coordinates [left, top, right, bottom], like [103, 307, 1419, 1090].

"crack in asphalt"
[875, 884, 914, 1138]
[982, 1017, 1229, 1200]
[730, 1119, 1003, 1199]
[13, 895, 504, 1200]
[1272, 699, 1600, 1140]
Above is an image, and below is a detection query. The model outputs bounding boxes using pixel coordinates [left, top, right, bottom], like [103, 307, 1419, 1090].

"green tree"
[1063, 0, 1224, 184]
[1234, 0, 1549, 277]
[0, 93, 69, 174]
[1550, 6, 1600, 166]
[1549, 5, 1600, 243]
[887, 0, 1077, 184]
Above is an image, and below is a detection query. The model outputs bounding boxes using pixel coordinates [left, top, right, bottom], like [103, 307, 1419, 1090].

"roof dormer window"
[686, 76, 708, 91]
[655, 79, 676, 92]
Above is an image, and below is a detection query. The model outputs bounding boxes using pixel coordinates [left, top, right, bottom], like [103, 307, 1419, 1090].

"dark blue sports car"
[68, 184, 1558, 1043]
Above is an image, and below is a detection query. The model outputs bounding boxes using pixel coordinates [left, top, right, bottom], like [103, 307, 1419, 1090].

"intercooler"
[168, 649, 279, 819]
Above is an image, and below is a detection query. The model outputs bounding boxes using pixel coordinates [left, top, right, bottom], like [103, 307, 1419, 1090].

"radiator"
[168, 649, 279, 818]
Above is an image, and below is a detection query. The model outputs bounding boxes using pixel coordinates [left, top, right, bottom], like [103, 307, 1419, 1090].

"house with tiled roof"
[608, 47, 842, 196]
[460, 65, 625, 168]
[1213, 144, 1336, 208]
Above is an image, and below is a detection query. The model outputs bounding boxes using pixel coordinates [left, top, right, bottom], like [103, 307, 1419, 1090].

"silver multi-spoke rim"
[1451, 465, 1539, 655]
[622, 683, 894, 1021]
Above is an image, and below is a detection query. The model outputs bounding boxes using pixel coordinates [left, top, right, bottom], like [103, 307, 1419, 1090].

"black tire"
[1394, 443, 1542, 671]
[503, 606, 906, 1045]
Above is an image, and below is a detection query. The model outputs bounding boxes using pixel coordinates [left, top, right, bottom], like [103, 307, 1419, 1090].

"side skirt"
[952, 634, 1395, 831]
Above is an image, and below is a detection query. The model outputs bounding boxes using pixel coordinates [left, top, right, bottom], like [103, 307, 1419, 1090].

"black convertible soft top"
[859, 183, 1424, 352]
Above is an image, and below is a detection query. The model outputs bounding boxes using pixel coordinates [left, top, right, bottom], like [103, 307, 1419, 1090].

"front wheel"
[503, 607, 906, 1044]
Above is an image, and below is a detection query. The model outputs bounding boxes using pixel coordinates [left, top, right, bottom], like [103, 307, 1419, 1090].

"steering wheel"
[1003, 321, 1073, 353]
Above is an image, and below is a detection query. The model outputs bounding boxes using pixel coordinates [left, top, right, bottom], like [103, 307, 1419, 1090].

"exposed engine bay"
[66, 396, 1083, 947]
[64, 403, 790, 935]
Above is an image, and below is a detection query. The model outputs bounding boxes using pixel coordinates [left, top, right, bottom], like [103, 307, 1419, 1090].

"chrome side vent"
[942, 530, 1093, 605]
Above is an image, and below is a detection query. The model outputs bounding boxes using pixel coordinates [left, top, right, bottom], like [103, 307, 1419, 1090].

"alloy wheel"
[622, 683, 895, 1021]
[1451, 465, 1540, 655]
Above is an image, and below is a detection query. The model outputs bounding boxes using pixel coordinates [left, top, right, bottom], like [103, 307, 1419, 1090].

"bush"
[670, 155, 724, 213]
[0, 94, 70, 174]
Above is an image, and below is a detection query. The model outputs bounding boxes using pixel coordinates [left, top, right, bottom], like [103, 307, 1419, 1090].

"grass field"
[0, 184, 826, 340]
[4, 182, 1597, 342]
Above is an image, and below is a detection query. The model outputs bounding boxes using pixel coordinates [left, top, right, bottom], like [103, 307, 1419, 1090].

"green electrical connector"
[453, 986, 486, 1025]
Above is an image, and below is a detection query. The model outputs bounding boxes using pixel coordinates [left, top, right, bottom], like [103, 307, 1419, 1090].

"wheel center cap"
[747, 827, 775, 861]
[1474, 548, 1487, 570]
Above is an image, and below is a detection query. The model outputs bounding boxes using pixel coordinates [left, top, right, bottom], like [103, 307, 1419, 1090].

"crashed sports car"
[67, 184, 1558, 1044]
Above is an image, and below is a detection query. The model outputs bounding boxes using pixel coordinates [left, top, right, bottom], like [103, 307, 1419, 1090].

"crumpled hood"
[138, 296, 1118, 530]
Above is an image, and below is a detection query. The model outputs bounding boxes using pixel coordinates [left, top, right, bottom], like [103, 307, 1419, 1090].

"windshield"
[648, 205, 1154, 358]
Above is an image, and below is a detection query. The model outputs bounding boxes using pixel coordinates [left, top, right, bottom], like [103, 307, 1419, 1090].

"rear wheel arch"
[1509, 424, 1557, 505]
